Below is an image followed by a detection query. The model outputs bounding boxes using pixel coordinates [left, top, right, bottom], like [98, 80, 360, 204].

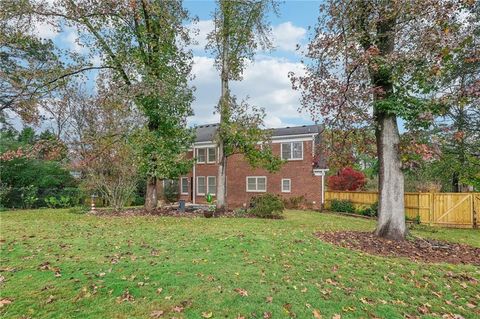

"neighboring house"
[176, 123, 329, 208]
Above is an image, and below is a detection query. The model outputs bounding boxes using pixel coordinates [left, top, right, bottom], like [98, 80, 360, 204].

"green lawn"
[1, 210, 479, 319]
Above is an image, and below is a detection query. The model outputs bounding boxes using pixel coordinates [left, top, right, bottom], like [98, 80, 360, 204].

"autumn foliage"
[328, 167, 366, 191]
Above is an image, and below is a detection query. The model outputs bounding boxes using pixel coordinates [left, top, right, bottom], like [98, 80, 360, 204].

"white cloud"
[63, 27, 87, 53]
[189, 56, 311, 128]
[272, 22, 306, 52]
[188, 20, 214, 54]
[35, 20, 59, 40]
[188, 20, 307, 55]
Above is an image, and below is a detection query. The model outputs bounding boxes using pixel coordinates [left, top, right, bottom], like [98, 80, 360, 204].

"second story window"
[197, 147, 216, 164]
[207, 147, 216, 163]
[197, 148, 206, 163]
[281, 141, 303, 160]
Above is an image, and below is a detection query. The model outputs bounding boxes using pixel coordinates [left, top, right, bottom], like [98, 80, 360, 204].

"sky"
[182, 0, 322, 128]
[27, 0, 324, 131]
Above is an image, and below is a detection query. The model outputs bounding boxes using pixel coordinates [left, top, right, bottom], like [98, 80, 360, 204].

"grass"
[0, 209, 479, 319]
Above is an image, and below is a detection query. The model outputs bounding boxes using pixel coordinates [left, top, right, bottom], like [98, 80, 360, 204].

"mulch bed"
[90, 207, 257, 218]
[315, 231, 480, 265]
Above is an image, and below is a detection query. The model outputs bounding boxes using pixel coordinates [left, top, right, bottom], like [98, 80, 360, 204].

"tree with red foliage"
[328, 167, 366, 191]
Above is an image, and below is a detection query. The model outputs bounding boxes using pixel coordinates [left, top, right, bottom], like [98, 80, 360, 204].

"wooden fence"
[325, 191, 479, 228]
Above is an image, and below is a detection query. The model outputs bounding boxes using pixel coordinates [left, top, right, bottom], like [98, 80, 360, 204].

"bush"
[249, 194, 284, 218]
[328, 167, 366, 191]
[358, 201, 378, 217]
[283, 196, 306, 209]
[331, 199, 355, 213]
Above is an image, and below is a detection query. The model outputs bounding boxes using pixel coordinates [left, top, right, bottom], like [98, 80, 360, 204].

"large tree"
[10, 0, 196, 209]
[291, 0, 477, 240]
[207, 0, 282, 209]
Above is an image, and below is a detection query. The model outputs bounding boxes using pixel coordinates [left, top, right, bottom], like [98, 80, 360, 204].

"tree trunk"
[452, 172, 460, 192]
[217, 142, 227, 209]
[145, 177, 157, 210]
[216, 10, 230, 210]
[374, 114, 406, 240]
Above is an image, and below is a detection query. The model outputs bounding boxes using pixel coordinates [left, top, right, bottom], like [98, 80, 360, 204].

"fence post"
[428, 192, 435, 226]
[473, 194, 478, 229]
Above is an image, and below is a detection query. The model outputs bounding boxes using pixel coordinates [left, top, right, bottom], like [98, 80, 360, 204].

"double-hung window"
[197, 176, 206, 195]
[281, 141, 303, 160]
[196, 148, 206, 163]
[246, 176, 267, 192]
[207, 147, 216, 163]
[197, 147, 216, 163]
[207, 176, 216, 195]
[281, 178, 291, 193]
[181, 177, 189, 194]
[197, 176, 216, 195]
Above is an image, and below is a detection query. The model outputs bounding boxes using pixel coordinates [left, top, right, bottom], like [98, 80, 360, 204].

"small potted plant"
[203, 193, 215, 218]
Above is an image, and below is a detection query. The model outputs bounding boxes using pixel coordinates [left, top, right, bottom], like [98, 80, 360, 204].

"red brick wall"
[178, 139, 323, 208]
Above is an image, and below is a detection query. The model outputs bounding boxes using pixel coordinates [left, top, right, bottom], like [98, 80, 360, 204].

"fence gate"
[431, 193, 475, 228]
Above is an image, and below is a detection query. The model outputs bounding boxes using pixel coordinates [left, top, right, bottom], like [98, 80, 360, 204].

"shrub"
[331, 199, 355, 213]
[358, 201, 378, 217]
[249, 194, 284, 218]
[328, 167, 366, 191]
[283, 196, 306, 209]
[20, 185, 38, 209]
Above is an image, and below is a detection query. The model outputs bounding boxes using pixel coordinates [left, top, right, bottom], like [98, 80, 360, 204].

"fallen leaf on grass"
[313, 309, 322, 318]
[266, 296, 273, 303]
[46, 295, 55, 304]
[234, 288, 248, 297]
[332, 315, 341, 319]
[417, 304, 430, 314]
[0, 298, 12, 308]
[156, 288, 163, 294]
[150, 310, 164, 318]
[116, 290, 134, 303]
[202, 311, 213, 318]
[172, 305, 184, 313]
[263, 311, 272, 318]
[0, 275, 5, 283]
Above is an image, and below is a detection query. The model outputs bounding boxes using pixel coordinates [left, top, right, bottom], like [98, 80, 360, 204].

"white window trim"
[207, 147, 216, 163]
[196, 176, 206, 195]
[207, 176, 216, 195]
[196, 148, 206, 164]
[246, 176, 267, 193]
[281, 141, 304, 161]
[281, 178, 291, 193]
[180, 177, 189, 195]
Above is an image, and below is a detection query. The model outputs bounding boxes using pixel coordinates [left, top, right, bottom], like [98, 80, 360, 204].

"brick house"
[175, 123, 328, 208]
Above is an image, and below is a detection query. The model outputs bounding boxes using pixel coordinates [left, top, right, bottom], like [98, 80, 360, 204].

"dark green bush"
[331, 199, 355, 213]
[358, 201, 378, 217]
[249, 194, 284, 218]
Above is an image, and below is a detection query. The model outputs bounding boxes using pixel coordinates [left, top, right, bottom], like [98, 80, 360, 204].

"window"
[281, 141, 303, 160]
[207, 147, 216, 163]
[246, 176, 267, 192]
[281, 179, 291, 193]
[197, 176, 206, 195]
[207, 176, 216, 195]
[181, 177, 189, 194]
[196, 148, 206, 163]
